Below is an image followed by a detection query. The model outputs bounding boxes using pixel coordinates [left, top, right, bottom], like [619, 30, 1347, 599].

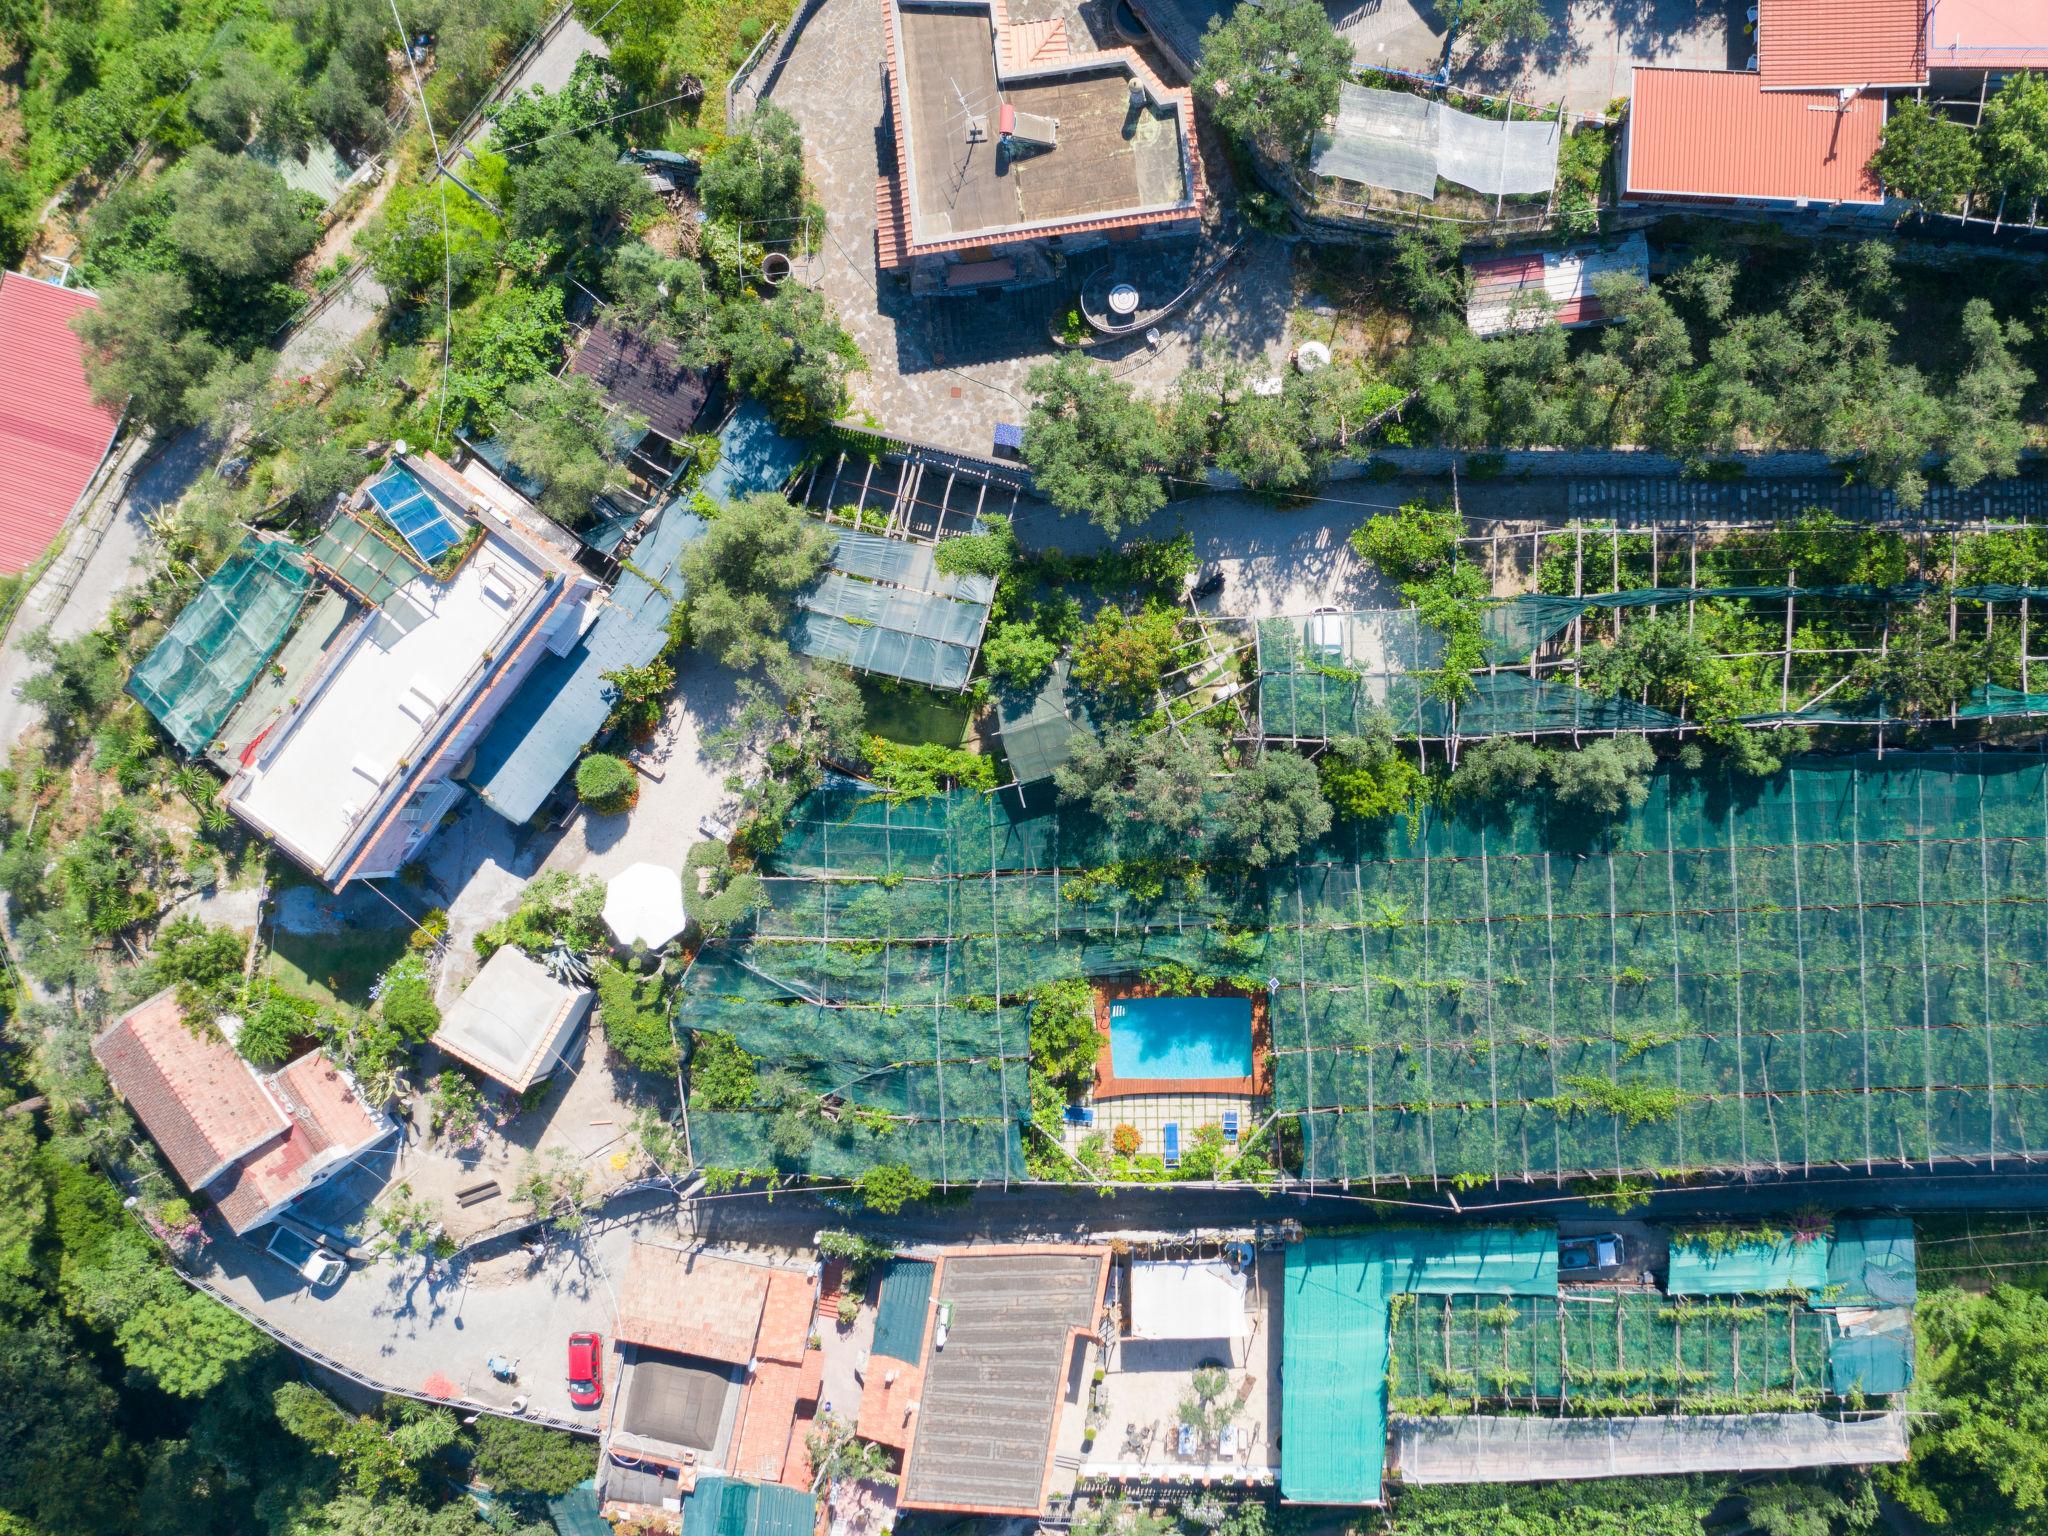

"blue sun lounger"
[1221, 1109, 1240, 1143]
[1163, 1122, 1181, 1167]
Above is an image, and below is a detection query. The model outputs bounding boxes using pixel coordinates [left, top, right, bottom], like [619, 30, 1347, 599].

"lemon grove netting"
[673, 754, 2048, 1186]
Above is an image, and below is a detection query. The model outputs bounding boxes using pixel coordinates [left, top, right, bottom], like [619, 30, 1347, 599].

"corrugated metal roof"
[1624, 67, 1886, 206]
[465, 403, 797, 824]
[568, 320, 715, 443]
[0, 272, 122, 575]
[870, 1258, 935, 1362]
[1757, 0, 1926, 89]
[1464, 233, 1648, 338]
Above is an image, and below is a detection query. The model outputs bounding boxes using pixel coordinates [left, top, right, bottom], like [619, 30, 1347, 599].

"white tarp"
[1130, 1260, 1248, 1340]
[1310, 84, 1562, 200]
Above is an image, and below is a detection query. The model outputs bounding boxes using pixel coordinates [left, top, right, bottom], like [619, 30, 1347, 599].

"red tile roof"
[1757, 0, 1926, 89]
[1624, 67, 1887, 206]
[857, 1358, 925, 1451]
[93, 990, 288, 1193]
[731, 1352, 823, 1485]
[0, 273, 122, 575]
[758, 1267, 819, 1364]
[211, 1050, 389, 1233]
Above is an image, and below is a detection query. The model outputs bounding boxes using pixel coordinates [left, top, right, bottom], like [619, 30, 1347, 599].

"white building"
[225, 452, 601, 887]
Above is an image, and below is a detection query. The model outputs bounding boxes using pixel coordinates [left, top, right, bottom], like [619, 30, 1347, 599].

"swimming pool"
[1108, 995, 1254, 1080]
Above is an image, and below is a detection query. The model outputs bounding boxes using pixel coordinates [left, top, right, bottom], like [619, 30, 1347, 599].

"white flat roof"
[1129, 1259, 1247, 1341]
[230, 493, 559, 872]
[433, 945, 592, 1091]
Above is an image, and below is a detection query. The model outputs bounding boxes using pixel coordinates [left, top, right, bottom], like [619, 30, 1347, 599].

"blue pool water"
[1109, 995, 1254, 1079]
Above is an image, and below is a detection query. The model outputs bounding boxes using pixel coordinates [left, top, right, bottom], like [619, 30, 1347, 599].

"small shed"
[568, 319, 716, 446]
[432, 946, 592, 1093]
[1464, 233, 1649, 338]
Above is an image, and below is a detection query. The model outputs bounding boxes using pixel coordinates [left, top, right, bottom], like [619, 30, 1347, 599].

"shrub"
[1030, 977, 1100, 1095]
[981, 621, 1059, 689]
[154, 918, 248, 1018]
[1320, 722, 1426, 825]
[469, 1417, 598, 1497]
[378, 955, 441, 1042]
[1349, 500, 1460, 584]
[237, 986, 320, 1067]
[576, 752, 638, 814]
[595, 960, 679, 1075]
[835, 1294, 860, 1326]
[1112, 1123, 1142, 1156]
[864, 737, 996, 799]
[932, 518, 1015, 580]
[1070, 605, 1182, 700]
[853, 1162, 933, 1214]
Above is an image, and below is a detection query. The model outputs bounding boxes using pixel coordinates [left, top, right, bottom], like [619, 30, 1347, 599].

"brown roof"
[93, 990, 288, 1193]
[878, 0, 1202, 261]
[211, 1050, 390, 1233]
[1624, 67, 1886, 206]
[1757, 0, 1926, 88]
[567, 321, 715, 444]
[615, 1246, 814, 1364]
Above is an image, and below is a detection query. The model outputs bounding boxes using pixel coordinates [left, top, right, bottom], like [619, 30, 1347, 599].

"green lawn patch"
[266, 926, 412, 1010]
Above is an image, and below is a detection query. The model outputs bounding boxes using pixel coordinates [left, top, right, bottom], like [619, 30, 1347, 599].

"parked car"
[1558, 1233, 1624, 1273]
[567, 1332, 605, 1409]
[266, 1222, 346, 1289]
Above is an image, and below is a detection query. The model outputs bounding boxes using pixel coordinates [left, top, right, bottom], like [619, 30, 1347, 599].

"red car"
[567, 1332, 604, 1409]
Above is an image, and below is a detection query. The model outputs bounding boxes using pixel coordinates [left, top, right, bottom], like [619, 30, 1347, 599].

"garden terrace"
[1387, 1291, 1831, 1414]
[1256, 515, 2048, 743]
[674, 753, 2048, 1187]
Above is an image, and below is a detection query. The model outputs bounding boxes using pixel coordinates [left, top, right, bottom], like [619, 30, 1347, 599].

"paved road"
[188, 1156, 2048, 1431]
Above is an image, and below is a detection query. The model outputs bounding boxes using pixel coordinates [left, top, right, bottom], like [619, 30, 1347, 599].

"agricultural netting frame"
[674, 753, 2048, 1188]
[1258, 514, 2048, 743]
[129, 536, 314, 753]
[1388, 1291, 1831, 1411]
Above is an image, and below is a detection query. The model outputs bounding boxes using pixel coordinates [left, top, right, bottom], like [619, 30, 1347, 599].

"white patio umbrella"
[603, 861, 687, 950]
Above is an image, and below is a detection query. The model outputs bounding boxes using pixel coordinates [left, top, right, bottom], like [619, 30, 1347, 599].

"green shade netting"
[129, 537, 312, 753]
[1827, 1217, 1918, 1306]
[1666, 1235, 1831, 1296]
[681, 1479, 817, 1536]
[1282, 1227, 1558, 1505]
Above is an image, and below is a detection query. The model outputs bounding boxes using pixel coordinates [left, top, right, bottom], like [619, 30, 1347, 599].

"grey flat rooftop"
[898, 4, 1186, 244]
[622, 1352, 743, 1453]
[901, 1252, 1104, 1512]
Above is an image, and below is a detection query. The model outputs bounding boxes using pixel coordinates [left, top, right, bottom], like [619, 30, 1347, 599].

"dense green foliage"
[595, 961, 680, 1075]
[863, 737, 997, 797]
[1193, 0, 1350, 152]
[1023, 355, 1173, 535]
[679, 491, 836, 669]
[1029, 976, 1100, 1097]
[575, 752, 639, 813]
[1070, 605, 1184, 701]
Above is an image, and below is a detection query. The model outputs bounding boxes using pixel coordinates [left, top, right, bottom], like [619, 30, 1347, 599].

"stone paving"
[1450, 0, 1735, 116]
[766, 0, 1295, 457]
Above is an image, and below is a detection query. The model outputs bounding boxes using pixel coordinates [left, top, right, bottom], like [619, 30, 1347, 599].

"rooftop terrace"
[887, 0, 1195, 252]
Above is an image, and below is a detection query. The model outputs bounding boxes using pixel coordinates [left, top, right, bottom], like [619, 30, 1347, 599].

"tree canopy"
[677, 491, 836, 669]
[1193, 0, 1351, 153]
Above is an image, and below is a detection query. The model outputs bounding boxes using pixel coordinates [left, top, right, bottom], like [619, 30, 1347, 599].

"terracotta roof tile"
[1758, 0, 1926, 89]
[1624, 67, 1886, 206]
[857, 1358, 925, 1451]
[211, 1050, 389, 1233]
[615, 1246, 809, 1364]
[1927, 0, 2048, 71]
[0, 273, 123, 575]
[731, 1356, 815, 1483]
[93, 991, 287, 1194]
[759, 1268, 818, 1364]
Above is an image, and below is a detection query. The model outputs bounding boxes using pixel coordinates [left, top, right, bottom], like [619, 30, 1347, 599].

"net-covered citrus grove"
[672, 753, 2048, 1186]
